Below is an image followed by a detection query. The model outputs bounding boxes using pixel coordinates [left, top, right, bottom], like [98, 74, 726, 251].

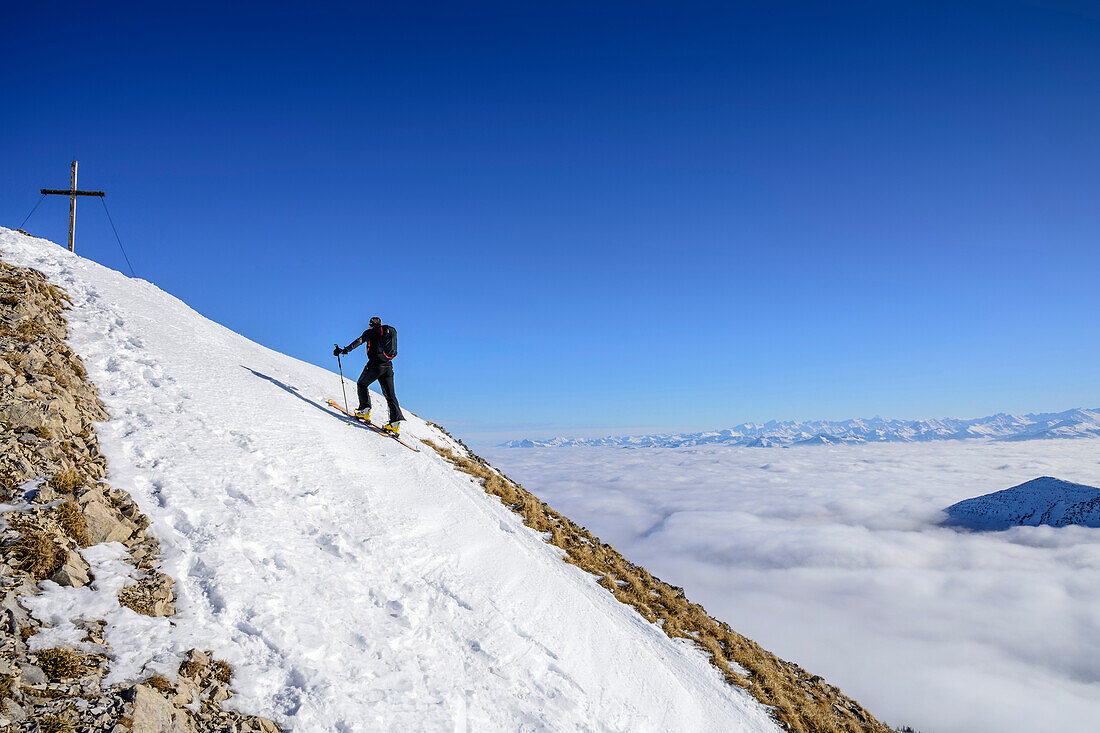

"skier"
[334, 316, 405, 434]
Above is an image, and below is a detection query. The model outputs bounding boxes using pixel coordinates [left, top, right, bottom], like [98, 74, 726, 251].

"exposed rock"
[49, 549, 91, 587]
[81, 499, 137, 545]
[118, 571, 175, 617]
[3, 698, 27, 723]
[183, 650, 210, 669]
[0, 593, 31, 633]
[14, 346, 47, 376]
[205, 681, 231, 703]
[30, 485, 61, 504]
[32, 440, 63, 463]
[0, 405, 44, 433]
[128, 683, 196, 733]
[0, 256, 280, 733]
[18, 663, 46, 685]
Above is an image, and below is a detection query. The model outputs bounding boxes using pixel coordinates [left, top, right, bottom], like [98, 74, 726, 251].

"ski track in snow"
[1, 229, 780, 732]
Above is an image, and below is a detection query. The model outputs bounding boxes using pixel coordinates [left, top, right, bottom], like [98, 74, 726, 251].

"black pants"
[357, 362, 404, 422]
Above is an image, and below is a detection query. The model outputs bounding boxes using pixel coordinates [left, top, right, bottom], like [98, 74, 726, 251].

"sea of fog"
[483, 437, 1100, 733]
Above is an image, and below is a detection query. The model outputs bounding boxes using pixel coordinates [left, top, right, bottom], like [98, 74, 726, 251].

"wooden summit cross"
[41, 161, 105, 253]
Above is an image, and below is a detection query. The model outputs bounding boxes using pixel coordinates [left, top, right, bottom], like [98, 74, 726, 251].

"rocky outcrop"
[0, 258, 279, 732]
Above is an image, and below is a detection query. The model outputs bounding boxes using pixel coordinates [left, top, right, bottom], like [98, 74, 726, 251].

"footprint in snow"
[386, 600, 412, 629]
[225, 487, 254, 506]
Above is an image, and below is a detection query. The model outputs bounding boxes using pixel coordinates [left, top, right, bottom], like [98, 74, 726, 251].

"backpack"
[381, 325, 398, 359]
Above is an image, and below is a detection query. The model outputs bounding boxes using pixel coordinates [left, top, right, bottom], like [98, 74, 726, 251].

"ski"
[326, 398, 420, 452]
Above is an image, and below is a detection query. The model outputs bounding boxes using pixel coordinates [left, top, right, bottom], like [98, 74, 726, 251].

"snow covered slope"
[0, 228, 779, 731]
[944, 476, 1100, 530]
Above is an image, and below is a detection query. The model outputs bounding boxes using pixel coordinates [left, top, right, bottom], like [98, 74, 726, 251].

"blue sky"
[3, 1, 1098, 442]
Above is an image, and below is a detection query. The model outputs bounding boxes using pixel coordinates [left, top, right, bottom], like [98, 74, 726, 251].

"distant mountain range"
[501, 408, 1100, 448]
[944, 477, 1100, 530]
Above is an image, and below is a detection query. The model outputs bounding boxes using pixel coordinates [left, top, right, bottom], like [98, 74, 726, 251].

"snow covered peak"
[944, 477, 1100, 531]
[503, 409, 1100, 448]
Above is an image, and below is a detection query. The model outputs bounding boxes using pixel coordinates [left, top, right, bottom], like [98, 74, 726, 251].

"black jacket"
[344, 325, 395, 365]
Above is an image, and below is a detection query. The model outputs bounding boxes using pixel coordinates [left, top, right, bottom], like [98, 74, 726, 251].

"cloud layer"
[484, 438, 1100, 733]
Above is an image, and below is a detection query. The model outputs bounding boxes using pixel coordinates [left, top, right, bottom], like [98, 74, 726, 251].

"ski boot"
[354, 409, 371, 422]
[383, 422, 400, 436]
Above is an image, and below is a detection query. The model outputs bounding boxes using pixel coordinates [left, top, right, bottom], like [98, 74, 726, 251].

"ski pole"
[334, 344, 351, 416]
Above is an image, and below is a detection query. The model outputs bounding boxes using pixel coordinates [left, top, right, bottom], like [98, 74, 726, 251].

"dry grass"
[211, 660, 232, 684]
[34, 715, 75, 733]
[32, 425, 54, 440]
[14, 319, 45, 341]
[179, 658, 204, 679]
[0, 294, 18, 306]
[118, 585, 155, 616]
[54, 499, 91, 547]
[39, 360, 72, 388]
[36, 647, 85, 681]
[43, 281, 72, 307]
[20, 625, 39, 641]
[145, 673, 175, 694]
[49, 469, 83, 493]
[0, 673, 12, 701]
[0, 465, 20, 495]
[7, 527, 65, 580]
[424, 437, 890, 733]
